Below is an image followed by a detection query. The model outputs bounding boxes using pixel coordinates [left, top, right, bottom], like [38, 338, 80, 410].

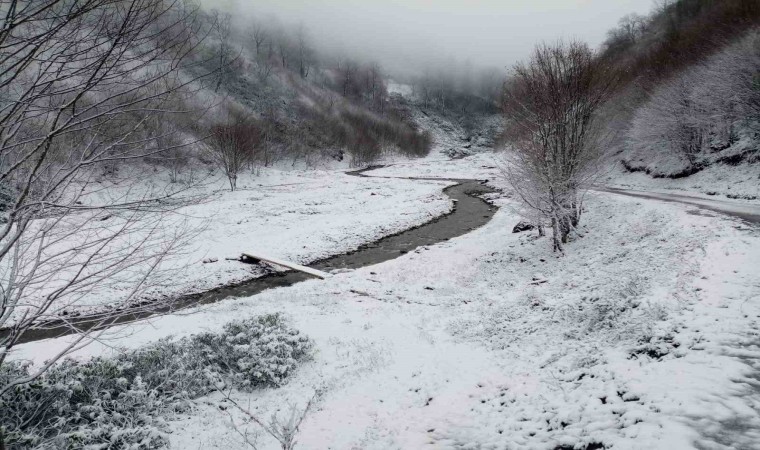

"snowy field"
[10, 168, 452, 318]
[603, 161, 760, 201]
[143, 169, 452, 299]
[14, 155, 760, 449]
[372, 151, 499, 180]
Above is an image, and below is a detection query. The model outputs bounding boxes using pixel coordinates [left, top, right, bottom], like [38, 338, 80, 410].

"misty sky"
[219, 0, 654, 76]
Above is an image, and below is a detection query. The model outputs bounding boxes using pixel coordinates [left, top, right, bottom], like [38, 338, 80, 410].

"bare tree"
[418, 70, 433, 109]
[259, 104, 279, 167]
[363, 63, 386, 112]
[296, 25, 313, 79]
[628, 75, 704, 169]
[0, 0, 211, 438]
[249, 19, 268, 57]
[626, 28, 760, 173]
[339, 59, 358, 98]
[208, 111, 260, 191]
[156, 124, 189, 183]
[620, 13, 647, 43]
[275, 30, 293, 69]
[211, 10, 236, 92]
[502, 40, 618, 252]
[248, 19, 274, 82]
[606, 13, 648, 49]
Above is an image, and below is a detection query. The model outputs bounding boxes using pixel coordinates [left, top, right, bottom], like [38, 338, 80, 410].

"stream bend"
[10, 168, 498, 343]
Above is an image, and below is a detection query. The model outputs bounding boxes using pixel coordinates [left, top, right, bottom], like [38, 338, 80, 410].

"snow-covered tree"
[628, 75, 704, 170]
[502, 40, 618, 252]
[0, 1, 210, 438]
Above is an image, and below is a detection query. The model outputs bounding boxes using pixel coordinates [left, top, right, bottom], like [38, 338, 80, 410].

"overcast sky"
[216, 0, 654, 76]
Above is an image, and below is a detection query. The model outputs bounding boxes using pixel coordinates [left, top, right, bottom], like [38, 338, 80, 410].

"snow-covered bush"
[194, 313, 313, 389]
[0, 314, 312, 449]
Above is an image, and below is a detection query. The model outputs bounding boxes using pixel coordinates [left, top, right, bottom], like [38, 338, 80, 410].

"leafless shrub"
[338, 109, 431, 166]
[220, 390, 320, 450]
[208, 110, 261, 190]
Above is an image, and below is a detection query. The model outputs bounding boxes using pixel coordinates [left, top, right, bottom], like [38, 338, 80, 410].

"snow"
[370, 109, 503, 181]
[373, 151, 499, 180]
[10, 167, 452, 317]
[386, 81, 414, 98]
[600, 187, 760, 223]
[604, 160, 760, 202]
[152, 168, 451, 296]
[10, 153, 760, 449]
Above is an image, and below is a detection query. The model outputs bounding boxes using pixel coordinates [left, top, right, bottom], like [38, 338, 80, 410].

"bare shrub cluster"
[208, 110, 262, 190]
[289, 94, 432, 167]
[338, 110, 432, 167]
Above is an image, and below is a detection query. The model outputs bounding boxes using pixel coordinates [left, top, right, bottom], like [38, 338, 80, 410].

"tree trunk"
[560, 215, 571, 244]
[551, 217, 563, 252]
[1, 426, 6, 450]
[571, 201, 581, 227]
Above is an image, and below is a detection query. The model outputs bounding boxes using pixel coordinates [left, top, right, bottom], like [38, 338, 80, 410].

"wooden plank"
[242, 252, 332, 279]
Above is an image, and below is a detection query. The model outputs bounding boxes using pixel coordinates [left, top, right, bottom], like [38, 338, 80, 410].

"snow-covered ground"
[604, 160, 760, 201]
[145, 169, 451, 298]
[11, 167, 452, 318]
[14, 152, 760, 449]
[373, 151, 499, 180]
[371, 104, 503, 181]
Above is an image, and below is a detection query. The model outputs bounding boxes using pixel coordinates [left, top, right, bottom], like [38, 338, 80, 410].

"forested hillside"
[184, 7, 503, 177]
[601, 0, 760, 181]
[164, 7, 438, 175]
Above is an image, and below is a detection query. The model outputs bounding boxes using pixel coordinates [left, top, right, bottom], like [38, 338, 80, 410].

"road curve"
[598, 187, 760, 225]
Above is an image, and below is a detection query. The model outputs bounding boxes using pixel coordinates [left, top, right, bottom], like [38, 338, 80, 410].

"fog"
[211, 0, 653, 76]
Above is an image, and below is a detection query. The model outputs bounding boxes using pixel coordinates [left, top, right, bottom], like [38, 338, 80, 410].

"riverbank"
[13, 174, 495, 343]
[4, 168, 454, 325]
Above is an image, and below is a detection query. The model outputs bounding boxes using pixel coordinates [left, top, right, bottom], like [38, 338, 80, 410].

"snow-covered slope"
[604, 160, 760, 201]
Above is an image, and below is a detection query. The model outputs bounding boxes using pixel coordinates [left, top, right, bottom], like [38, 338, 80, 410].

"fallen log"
[241, 252, 331, 279]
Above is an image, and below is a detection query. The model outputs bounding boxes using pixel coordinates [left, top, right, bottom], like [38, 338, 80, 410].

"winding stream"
[11, 168, 497, 343]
